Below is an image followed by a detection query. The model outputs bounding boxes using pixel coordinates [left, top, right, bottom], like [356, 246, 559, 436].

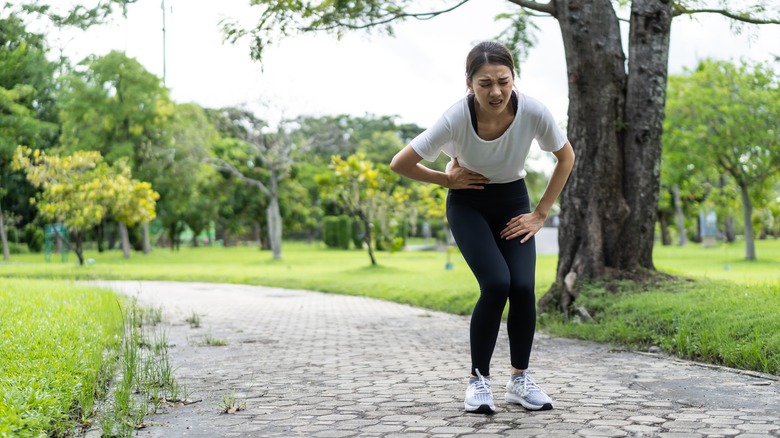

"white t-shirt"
[409, 92, 567, 183]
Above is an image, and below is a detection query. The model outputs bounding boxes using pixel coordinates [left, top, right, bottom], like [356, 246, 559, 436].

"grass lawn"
[2, 238, 778, 376]
[0, 279, 123, 437]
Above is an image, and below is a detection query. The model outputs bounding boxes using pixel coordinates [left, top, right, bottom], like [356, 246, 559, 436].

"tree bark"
[672, 185, 688, 246]
[658, 211, 671, 246]
[119, 222, 131, 258]
[267, 174, 283, 260]
[0, 203, 9, 261]
[142, 223, 151, 254]
[739, 183, 756, 260]
[620, 0, 673, 268]
[539, 0, 673, 314]
[724, 216, 736, 242]
[74, 232, 84, 266]
[361, 213, 377, 266]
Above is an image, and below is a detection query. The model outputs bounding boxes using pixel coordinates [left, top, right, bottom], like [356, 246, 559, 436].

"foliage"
[13, 147, 159, 264]
[57, 50, 173, 170]
[0, 12, 60, 227]
[23, 222, 43, 252]
[156, 103, 219, 248]
[0, 279, 123, 437]
[323, 215, 351, 249]
[317, 152, 402, 264]
[665, 59, 780, 258]
[8, 0, 136, 30]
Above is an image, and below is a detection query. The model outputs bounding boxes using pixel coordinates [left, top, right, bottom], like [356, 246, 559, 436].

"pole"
[161, 0, 167, 86]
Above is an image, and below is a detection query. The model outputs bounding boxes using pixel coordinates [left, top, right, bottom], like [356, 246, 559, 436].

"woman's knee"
[478, 276, 512, 300]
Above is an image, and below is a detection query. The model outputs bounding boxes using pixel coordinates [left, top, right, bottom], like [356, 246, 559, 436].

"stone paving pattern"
[98, 281, 780, 437]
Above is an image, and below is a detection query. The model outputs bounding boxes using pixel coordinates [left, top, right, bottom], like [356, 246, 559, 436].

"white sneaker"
[504, 371, 553, 411]
[464, 369, 496, 414]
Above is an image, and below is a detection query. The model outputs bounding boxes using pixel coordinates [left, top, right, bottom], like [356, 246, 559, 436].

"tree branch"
[504, 0, 555, 16]
[207, 157, 271, 197]
[308, 0, 475, 32]
[673, 7, 780, 25]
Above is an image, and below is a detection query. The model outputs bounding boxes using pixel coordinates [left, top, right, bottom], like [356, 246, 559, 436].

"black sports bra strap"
[468, 92, 519, 136]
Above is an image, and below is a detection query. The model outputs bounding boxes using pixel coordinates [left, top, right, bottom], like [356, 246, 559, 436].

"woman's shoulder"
[442, 95, 469, 119]
[516, 92, 548, 116]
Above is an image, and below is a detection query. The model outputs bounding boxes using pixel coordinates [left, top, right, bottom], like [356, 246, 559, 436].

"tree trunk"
[692, 215, 702, 243]
[672, 185, 687, 246]
[96, 219, 105, 253]
[739, 183, 756, 260]
[539, 0, 673, 315]
[169, 223, 178, 251]
[724, 216, 736, 242]
[74, 232, 84, 266]
[0, 203, 9, 261]
[360, 212, 377, 266]
[658, 211, 671, 246]
[619, 0, 672, 268]
[142, 223, 151, 254]
[119, 222, 131, 258]
[266, 175, 283, 259]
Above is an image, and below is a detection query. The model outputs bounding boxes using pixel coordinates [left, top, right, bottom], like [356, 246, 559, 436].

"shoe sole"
[464, 403, 496, 414]
[504, 393, 553, 411]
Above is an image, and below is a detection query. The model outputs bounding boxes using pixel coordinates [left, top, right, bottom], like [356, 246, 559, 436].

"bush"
[7, 243, 28, 255]
[5, 227, 19, 243]
[23, 224, 44, 253]
[323, 215, 351, 249]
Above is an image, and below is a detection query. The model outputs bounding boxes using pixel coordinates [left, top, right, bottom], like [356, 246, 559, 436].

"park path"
[95, 281, 779, 438]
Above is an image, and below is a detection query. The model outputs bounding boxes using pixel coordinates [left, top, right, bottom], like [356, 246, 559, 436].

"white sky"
[44, 0, 780, 129]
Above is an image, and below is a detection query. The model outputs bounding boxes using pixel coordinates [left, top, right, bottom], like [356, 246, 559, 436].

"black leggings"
[446, 179, 536, 377]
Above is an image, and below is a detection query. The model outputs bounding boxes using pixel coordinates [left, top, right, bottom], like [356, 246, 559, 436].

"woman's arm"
[390, 145, 490, 189]
[534, 141, 575, 219]
[500, 141, 575, 243]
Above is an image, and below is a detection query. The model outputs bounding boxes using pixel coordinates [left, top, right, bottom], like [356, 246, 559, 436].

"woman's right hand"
[446, 158, 490, 189]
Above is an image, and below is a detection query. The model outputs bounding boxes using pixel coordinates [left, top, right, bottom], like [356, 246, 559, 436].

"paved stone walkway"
[99, 281, 779, 438]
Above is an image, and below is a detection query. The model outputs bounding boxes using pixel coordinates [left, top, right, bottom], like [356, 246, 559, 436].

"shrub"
[5, 226, 19, 243]
[323, 215, 351, 249]
[23, 224, 44, 253]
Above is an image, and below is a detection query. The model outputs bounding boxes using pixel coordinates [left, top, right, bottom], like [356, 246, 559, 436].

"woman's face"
[468, 64, 514, 116]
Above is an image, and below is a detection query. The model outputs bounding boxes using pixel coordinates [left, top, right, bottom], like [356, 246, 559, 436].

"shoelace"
[512, 372, 542, 395]
[472, 368, 492, 398]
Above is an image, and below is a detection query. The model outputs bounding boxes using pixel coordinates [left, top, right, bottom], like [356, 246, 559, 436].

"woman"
[390, 41, 574, 414]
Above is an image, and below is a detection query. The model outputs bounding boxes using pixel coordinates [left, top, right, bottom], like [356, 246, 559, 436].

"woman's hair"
[465, 41, 516, 82]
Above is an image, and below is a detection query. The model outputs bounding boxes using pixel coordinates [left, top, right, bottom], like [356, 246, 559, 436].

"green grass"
[0, 279, 123, 437]
[654, 239, 780, 284]
[541, 278, 780, 374]
[2, 238, 779, 375]
[0, 241, 557, 315]
[542, 239, 780, 374]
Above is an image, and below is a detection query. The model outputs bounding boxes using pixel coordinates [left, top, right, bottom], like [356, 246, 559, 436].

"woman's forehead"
[473, 64, 513, 80]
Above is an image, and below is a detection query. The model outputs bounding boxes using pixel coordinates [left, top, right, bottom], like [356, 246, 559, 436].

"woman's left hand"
[500, 211, 546, 243]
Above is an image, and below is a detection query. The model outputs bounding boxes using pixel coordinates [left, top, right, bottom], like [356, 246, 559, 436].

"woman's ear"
[466, 79, 473, 94]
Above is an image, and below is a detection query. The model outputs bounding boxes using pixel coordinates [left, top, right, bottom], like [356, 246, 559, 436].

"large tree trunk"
[539, 0, 673, 315]
[266, 174, 283, 260]
[672, 185, 688, 246]
[619, 0, 672, 267]
[739, 183, 756, 260]
[0, 203, 9, 261]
